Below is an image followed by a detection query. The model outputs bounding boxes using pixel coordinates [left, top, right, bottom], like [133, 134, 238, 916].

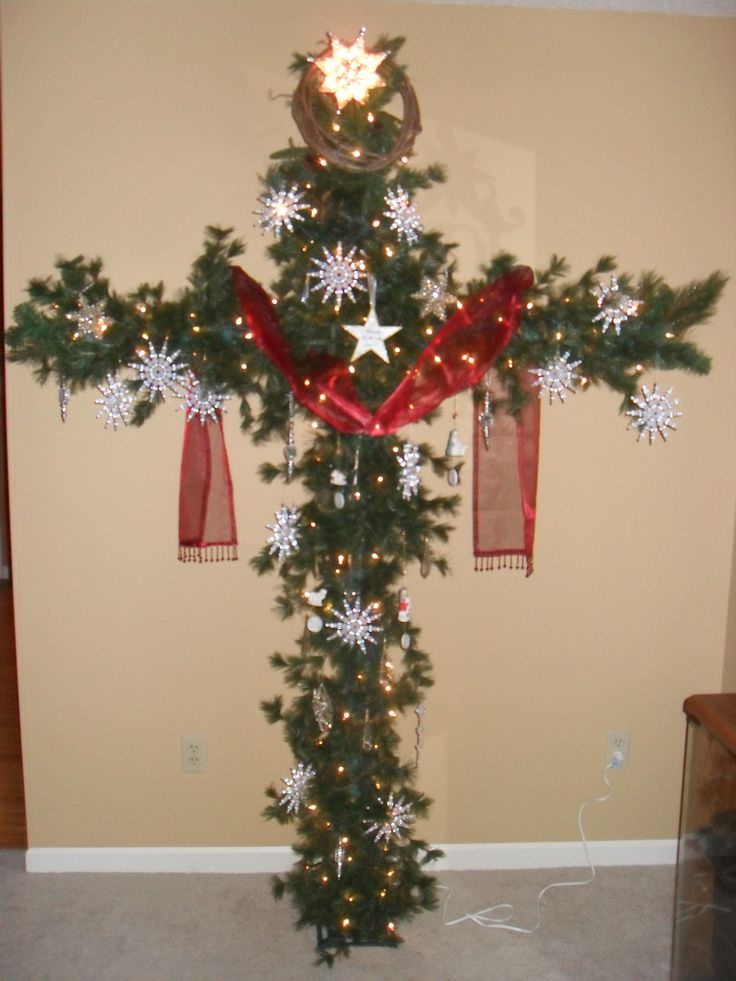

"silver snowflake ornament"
[592, 276, 641, 335]
[177, 375, 229, 425]
[307, 242, 366, 310]
[412, 271, 456, 320]
[529, 351, 583, 404]
[129, 340, 188, 401]
[95, 373, 134, 430]
[67, 296, 110, 340]
[365, 792, 413, 844]
[255, 184, 309, 237]
[397, 442, 422, 500]
[326, 596, 382, 655]
[266, 505, 301, 561]
[627, 383, 682, 444]
[384, 186, 422, 245]
[278, 762, 316, 815]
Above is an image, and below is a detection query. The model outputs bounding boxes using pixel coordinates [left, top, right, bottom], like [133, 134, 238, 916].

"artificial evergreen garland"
[5, 32, 725, 965]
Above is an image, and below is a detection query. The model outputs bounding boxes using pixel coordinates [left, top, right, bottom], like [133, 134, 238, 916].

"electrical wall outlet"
[181, 735, 207, 773]
[606, 730, 630, 768]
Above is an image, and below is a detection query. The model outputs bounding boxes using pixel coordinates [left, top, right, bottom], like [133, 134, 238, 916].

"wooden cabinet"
[672, 694, 736, 980]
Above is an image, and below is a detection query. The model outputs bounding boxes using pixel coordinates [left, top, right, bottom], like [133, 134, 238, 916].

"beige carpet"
[0, 851, 674, 980]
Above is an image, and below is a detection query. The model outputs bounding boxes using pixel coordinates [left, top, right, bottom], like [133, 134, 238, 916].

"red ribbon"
[178, 416, 238, 562]
[231, 265, 533, 435]
[473, 371, 540, 576]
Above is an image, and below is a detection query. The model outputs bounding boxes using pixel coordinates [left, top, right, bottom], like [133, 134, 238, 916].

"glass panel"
[672, 719, 736, 980]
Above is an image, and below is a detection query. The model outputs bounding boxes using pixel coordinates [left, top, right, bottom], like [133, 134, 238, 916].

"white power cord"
[443, 763, 619, 934]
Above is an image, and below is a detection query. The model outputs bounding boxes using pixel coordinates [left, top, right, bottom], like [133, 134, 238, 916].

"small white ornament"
[307, 242, 366, 310]
[330, 469, 347, 486]
[95, 373, 134, 430]
[384, 186, 422, 245]
[326, 595, 382, 655]
[412, 271, 456, 320]
[342, 277, 400, 363]
[334, 491, 346, 509]
[627, 383, 682, 444]
[592, 276, 641, 335]
[255, 184, 309, 237]
[306, 588, 327, 606]
[365, 792, 413, 843]
[177, 375, 229, 424]
[529, 351, 582, 404]
[307, 614, 324, 633]
[401, 632, 412, 650]
[398, 587, 411, 623]
[129, 340, 188, 401]
[397, 442, 422, 500]
[278, 762, 316, 815]
[445, 428, 466, 458]
[266, 505, 301, 560]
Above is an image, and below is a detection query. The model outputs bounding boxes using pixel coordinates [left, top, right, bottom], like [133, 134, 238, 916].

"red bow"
[231, 265, 533, 435]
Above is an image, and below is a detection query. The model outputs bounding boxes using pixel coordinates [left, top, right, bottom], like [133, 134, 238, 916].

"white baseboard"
[25, 839, 677, 874]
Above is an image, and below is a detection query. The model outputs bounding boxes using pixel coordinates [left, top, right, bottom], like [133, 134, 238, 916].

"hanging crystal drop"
[415, 703, 426, 767]
[478, 378, 494, 450]
[284, 392, 297, 482]
[58, 380, 71, 422]
[362, 707, 372, 751]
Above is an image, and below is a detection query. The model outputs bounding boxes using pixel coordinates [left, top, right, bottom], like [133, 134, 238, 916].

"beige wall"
[2, 0, 734, 848]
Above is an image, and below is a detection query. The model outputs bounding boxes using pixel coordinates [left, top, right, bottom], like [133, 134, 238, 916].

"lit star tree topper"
[313, 27, 386, 110]
[342, 277, 400, 362]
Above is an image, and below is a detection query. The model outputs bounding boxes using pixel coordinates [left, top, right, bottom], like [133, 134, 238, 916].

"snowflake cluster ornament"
[342, 276, 400, 363]
[66, 296, 110, 340]
[412, 271, 456, 320]
[627, 383, 682, 443]
[177, 375, 229, 424]
[592, 275, 641, 335]
[365, 792, 413, 844]
[95, 373, 134, 430]
[307, 242, 366, 310]
[313, 28, 386, 109]
[326, 595, 382, 654]
[278, 762, 316, 815]
[529, 351, 583, 404]
[397, 442, 421, 500]
[129, 340, 187, 401]
[384, 186, 422, 245]
[255, 184, 309, 237]
[266, 505, 301, 560]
